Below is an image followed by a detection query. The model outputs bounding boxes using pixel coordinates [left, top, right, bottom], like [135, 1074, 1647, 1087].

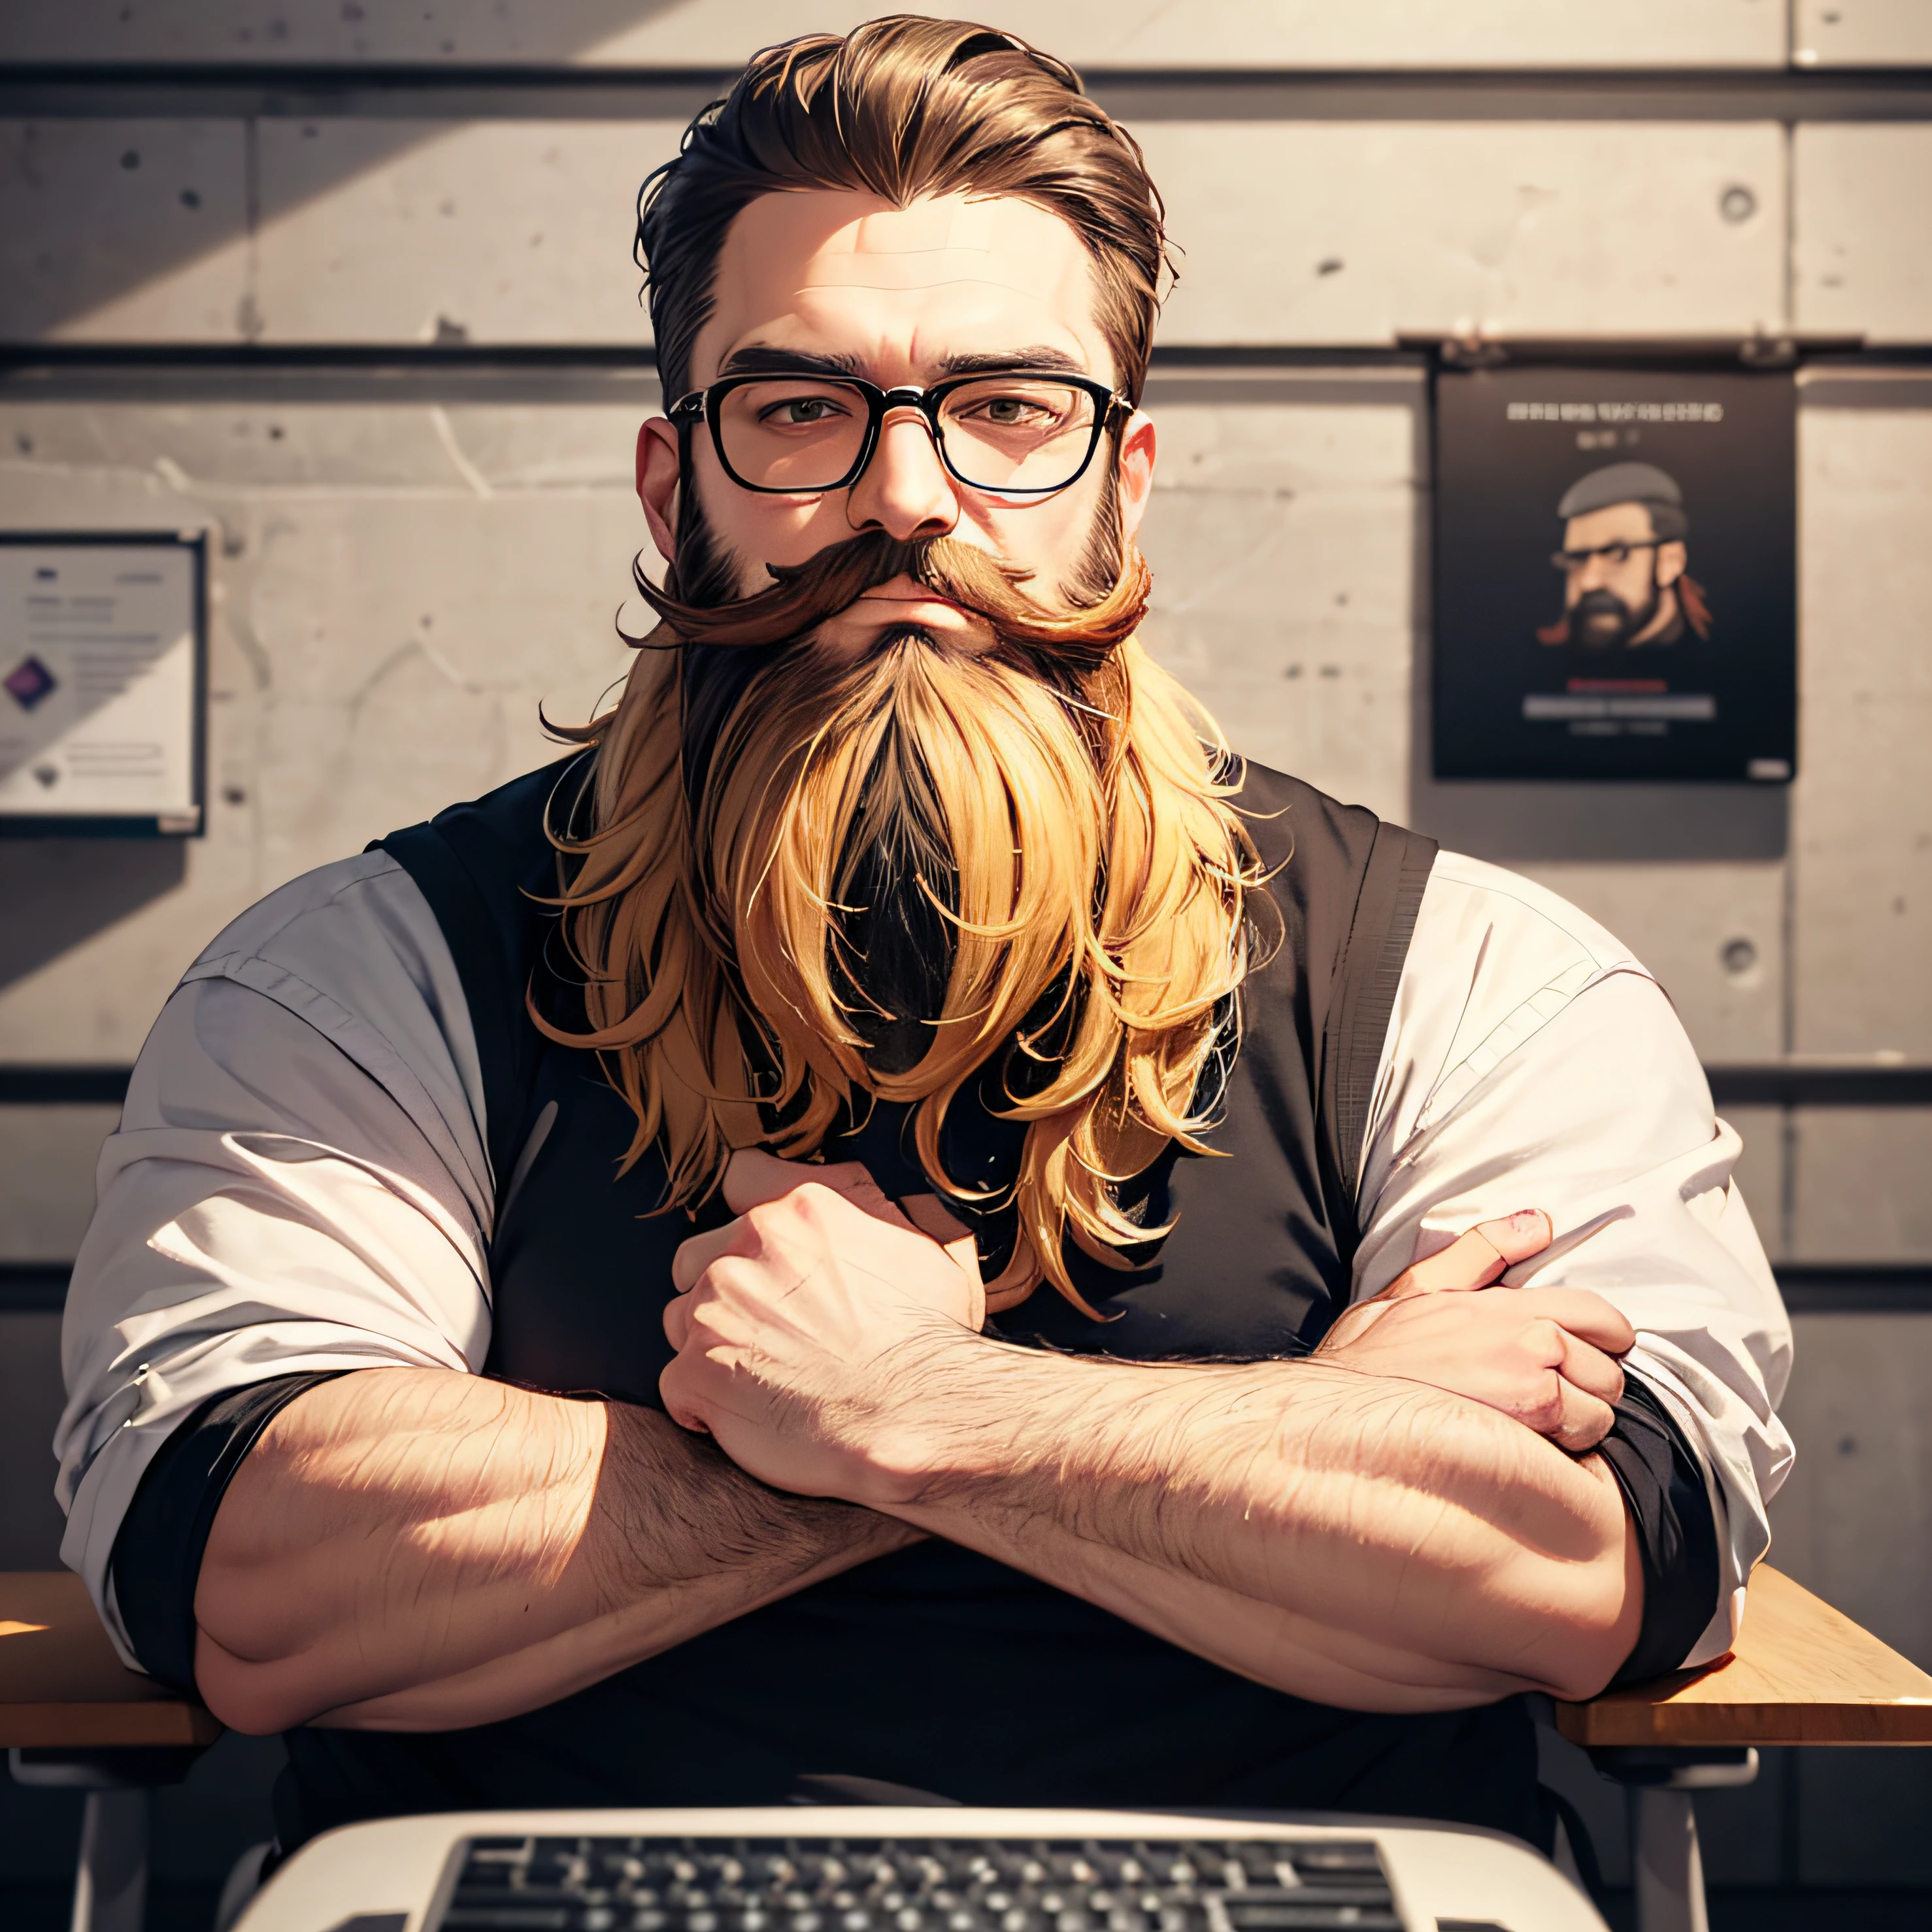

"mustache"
[627, 530, 1151, 669]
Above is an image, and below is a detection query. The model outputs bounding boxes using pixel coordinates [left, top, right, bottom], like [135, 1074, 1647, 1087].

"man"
[57, 18, 1790, 1860]
[1537, 460, 1713, 648]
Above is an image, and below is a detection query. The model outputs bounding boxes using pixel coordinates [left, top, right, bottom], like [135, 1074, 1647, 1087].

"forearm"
[855, 1340, 1641, 1708]
[193, 1367, 913, 1733]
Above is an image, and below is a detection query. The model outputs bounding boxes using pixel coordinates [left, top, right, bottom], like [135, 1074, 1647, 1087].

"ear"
[1655, 539, 1688, 588]
[1114, 409, 1158, 549]
[636, 416, 683, 564]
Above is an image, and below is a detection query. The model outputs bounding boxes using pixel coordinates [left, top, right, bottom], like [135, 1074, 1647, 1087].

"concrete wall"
[2, 0, 1930, 1906]
[0, 1, 1805, 69]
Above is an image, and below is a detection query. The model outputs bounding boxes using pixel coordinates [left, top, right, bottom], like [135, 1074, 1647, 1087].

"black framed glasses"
[1551, 539, 1660, 573]
[669, 370, 1129, 497]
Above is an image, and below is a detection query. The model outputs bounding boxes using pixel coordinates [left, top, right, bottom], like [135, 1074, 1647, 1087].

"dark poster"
[1431, 367, 1796, 781]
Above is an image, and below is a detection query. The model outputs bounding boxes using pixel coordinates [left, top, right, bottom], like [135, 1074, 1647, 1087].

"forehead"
[693, 188, 1108, 383]
[1564, 501, 1657, 546]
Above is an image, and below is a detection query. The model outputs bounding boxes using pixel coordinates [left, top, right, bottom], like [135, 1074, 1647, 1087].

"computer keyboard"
[433, 1835, 1401, 1932]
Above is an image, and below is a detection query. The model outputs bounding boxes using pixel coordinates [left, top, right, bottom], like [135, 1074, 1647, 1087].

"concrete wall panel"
[0, 1, 1791, 71]
[0, 121, 248, 344]
[1771, 1310, 1932, 1665]
[1793, 0, 1932, 66]
[1789, 1110, 1932, 1261]
[0, 399, 643, 1063]
[1509, 862, 1787, 1061]
[1141, 123, 1788, 345]
[255, 120, 682, 346]
[237, 488, 643, 874]
[1136, 380, 1420, 822]
[1766, 1308, 1932, 1880]
[0, 1313, 69, 1569]
[1793, 1750, 1932, 1886]
[0, 1106, 117, 1263]
[1794, 126, 1932, 343]
[231, 120, 1797, 347]
[1791, 398, 1932, 1056]
[1716, 1101, 1787, 1261]
[0, 114, 1798, 353]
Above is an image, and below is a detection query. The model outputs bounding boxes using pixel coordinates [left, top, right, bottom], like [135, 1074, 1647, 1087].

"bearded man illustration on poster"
[1431, 366, 1796, 781]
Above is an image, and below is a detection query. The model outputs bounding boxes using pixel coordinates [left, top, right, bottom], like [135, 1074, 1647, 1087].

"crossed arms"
[63, 865, 1787, 1739]
[193, 1162, 1640, 1735]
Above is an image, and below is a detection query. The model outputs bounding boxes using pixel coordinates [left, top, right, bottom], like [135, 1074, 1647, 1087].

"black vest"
[380, 756, 1435, 1376]
[276, 758, 1542, 1848]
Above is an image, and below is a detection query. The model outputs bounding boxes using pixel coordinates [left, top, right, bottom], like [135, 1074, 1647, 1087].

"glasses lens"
[714, 378, 872, 491]
[937, 378, 1099, 492]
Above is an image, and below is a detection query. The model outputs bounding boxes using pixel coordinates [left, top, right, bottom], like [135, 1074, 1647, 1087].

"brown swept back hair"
[635, 15, 1174, 412]
[544, 18, 1269, 1310]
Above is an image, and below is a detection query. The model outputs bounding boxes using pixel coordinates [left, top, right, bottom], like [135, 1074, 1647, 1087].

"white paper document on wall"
[0, 535, 203, 830]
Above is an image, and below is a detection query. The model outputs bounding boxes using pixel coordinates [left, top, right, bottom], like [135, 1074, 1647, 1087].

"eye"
[960, 391, 1061, 428]
[1603, 543, 1632, 565]
[756, 393, 852, 427]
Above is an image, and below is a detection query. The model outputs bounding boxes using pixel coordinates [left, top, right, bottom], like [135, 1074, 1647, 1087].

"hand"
[1316, 1211, 1635, 1452]
[661, 1150, 984, 1505]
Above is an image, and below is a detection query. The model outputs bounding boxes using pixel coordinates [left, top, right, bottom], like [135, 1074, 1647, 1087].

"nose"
[1575, 553, 1616, 592]
[844, 407, 959, 543]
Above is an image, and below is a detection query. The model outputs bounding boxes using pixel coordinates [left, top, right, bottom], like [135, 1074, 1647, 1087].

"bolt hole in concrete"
[1721, 937, 1759, 977]
[1719, 184, 1757, 225]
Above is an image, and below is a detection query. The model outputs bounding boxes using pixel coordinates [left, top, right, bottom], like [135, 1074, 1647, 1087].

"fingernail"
[1510, 1210, 1544, 1230]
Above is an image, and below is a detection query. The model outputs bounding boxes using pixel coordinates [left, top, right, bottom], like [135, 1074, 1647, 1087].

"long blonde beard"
[544, 603, 1269, 1312]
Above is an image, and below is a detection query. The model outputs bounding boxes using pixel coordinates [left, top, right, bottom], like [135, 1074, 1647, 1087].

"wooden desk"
[8, 1560, 1930, 1757]
[4, 1561, 1929, 1932]
[1556, 1563, 1932, 1749]
[0, 1569, 218, 1750]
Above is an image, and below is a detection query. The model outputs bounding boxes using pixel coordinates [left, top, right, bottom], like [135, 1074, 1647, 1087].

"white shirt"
[54, 841, 1795, 1674]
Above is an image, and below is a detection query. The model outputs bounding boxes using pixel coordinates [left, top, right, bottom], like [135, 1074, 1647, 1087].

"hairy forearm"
[193, 1368, 914, 1733]
[853, 1339, 1640, 1709]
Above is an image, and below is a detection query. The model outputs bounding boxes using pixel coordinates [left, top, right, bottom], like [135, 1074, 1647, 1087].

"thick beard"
[648, 475, 1148, 1086]
[703, 624, 1114, 1099]
[646, 468, 1142, 820]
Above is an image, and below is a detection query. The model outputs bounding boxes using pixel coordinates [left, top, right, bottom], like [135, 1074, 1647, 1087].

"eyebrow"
[712, 344, 1095, 384]
[934, 346, 1091, 379]
[715, 346, 863, 379]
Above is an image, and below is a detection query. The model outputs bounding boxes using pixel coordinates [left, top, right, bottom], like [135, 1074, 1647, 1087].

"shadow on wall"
[0, 0, 699, 343]
[0, 839, 186, 992]
[1409, 771, 1790, 863]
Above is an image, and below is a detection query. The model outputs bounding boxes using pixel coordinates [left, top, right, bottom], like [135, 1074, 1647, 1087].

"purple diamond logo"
[4, 654, 58, 711]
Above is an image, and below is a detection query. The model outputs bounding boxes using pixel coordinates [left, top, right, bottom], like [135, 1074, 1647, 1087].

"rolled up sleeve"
[1355, 855, 1794, 1670]
[55, 857, 493, 1666]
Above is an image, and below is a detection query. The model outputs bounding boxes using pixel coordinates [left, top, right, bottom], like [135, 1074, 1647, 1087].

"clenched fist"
[662, 1150, 983, 1505]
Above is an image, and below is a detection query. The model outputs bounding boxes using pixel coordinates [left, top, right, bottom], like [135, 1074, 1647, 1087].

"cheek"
[691, 446, 854, 573]
[964, 476, 1108, 576]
